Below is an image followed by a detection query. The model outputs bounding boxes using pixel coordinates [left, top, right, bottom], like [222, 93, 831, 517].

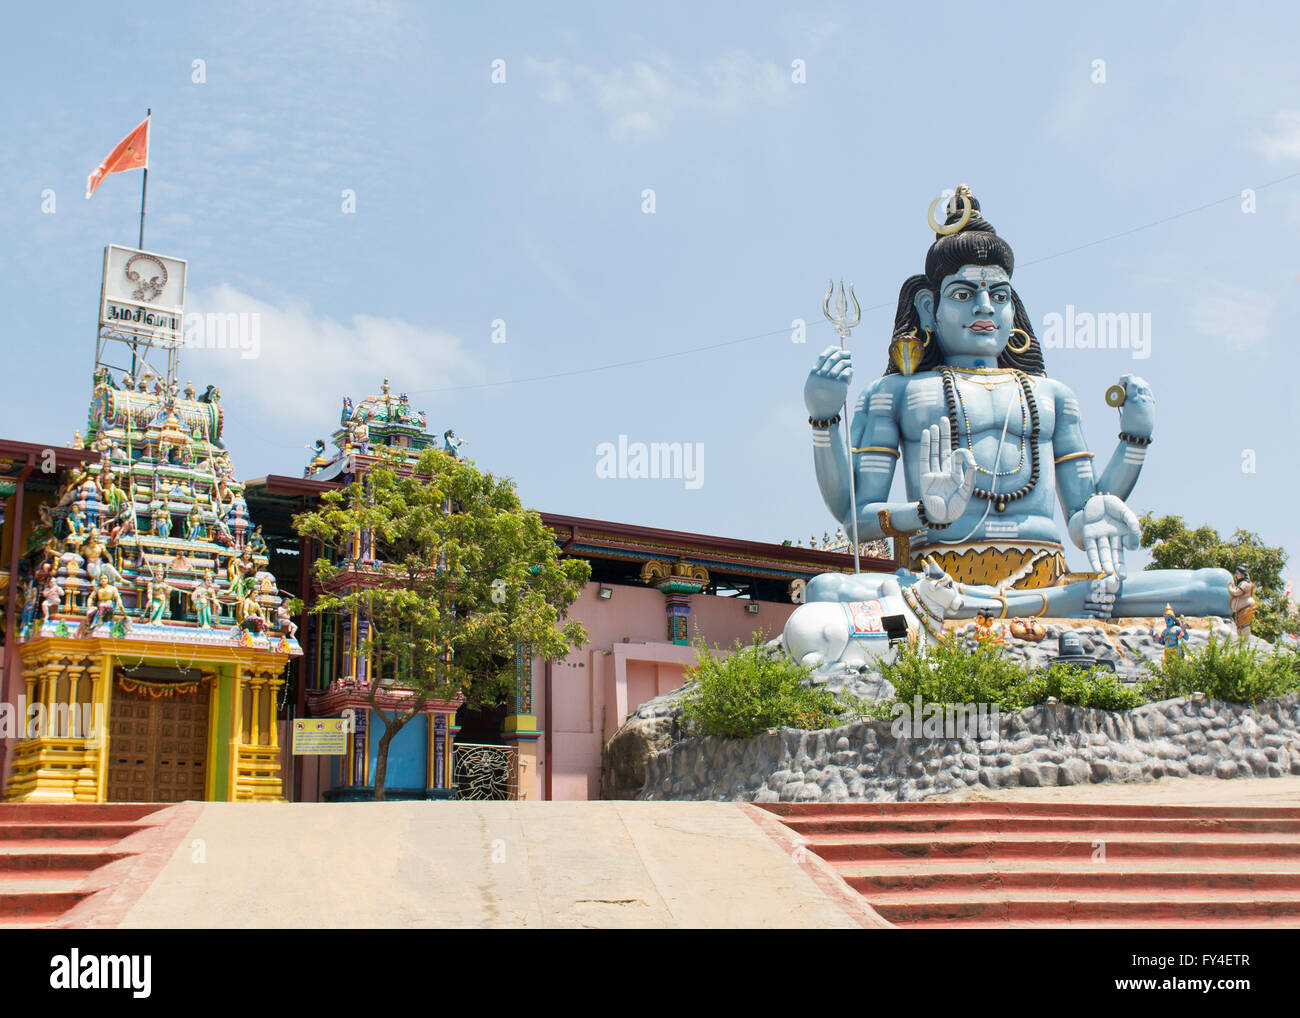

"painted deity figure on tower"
[79, 573, 128, 637]
[144, 565, 170, 624]
[800, 186, 1231, 622]
[41, 577, 64, 622]
[443, 429, 466, 458]
[20, 579, 37, 631]
[191, 573, 218, 628]
[151, 501, 172, 539]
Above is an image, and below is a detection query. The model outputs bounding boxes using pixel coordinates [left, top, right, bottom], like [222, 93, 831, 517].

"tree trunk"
[373, 728, 394, 801]
[370, 700, 427, 801]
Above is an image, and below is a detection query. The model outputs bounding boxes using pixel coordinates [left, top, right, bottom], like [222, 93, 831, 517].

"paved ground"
[118, 801, 861, 929]
[105, 778, 1300, 928]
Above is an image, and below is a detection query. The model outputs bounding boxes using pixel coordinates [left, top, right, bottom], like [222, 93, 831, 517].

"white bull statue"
[783, 563, 964, 669]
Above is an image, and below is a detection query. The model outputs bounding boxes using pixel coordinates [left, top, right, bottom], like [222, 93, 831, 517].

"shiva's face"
[915, 263, 1015, 365]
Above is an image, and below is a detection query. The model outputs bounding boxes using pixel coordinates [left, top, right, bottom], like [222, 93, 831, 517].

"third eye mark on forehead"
[951, 266, 1010, 287]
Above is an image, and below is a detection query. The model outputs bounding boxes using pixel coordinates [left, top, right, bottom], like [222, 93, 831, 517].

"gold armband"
[852, 445, 900, 457]
[1054, 451, 1095, 465]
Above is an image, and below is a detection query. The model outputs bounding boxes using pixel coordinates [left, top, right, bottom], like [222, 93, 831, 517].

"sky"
[2, 1, 1298, 589]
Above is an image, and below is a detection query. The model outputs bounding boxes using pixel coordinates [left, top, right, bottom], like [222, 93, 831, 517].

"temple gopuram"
[299, 380, 463, 801]
[2, 368, 301, 803]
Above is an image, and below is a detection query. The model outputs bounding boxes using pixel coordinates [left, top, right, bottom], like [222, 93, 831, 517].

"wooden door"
[106, 685, 210, 802]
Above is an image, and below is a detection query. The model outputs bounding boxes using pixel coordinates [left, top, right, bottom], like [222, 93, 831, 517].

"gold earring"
[1007, 328, 1032, 354]
[921, 327, 932, 348]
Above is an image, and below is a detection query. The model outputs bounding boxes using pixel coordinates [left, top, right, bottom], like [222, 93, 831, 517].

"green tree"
[293, 448, 590, 799]
[1138, 513, 1296, 642]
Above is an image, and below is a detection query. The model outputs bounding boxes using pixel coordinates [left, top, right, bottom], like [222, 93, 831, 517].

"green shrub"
[680, 634, 843, 738]
[1038, 662, 1146, 711]
[1139, 632, 1300, 705]
[873, 637, 1146, 716]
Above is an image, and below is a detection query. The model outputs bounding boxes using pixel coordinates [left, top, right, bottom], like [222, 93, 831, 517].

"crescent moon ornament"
[1105, 384, 1127, 407]
[928, 193, 972, 235]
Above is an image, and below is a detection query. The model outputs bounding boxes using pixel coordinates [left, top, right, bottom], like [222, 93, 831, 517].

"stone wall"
[638, 693, 1300, 802]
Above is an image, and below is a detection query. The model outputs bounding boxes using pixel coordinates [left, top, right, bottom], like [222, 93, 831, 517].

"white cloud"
[1257, 109, 1300, 160]
[1187, 284, 1274, 348]
[179, 284, 484, 434]
[527, 53, 791, 142]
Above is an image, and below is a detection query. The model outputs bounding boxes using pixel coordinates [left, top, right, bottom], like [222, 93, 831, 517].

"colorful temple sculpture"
[298, 380, 466, 800]
[787, 186, 1236, 664]
[305, 377, 436, 481]
[3, 369, 301, 803]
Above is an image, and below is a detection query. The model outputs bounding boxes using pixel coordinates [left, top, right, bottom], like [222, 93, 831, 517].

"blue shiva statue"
[800, 185, 1231, 622]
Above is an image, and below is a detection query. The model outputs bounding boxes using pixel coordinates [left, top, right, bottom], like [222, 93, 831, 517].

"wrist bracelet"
[809, 414, 841, 429]
[916, 500, 951, 531]
[1118, 431, 1152, 446]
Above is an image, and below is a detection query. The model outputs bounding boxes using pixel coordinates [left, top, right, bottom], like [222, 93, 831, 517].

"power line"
[1018, 169, 1300, 268]
[410, 172, 1300, 395]
[407, 324, 805, 395]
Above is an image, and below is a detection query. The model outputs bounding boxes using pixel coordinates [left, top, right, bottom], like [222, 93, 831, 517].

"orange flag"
[85, 116, 149, 199]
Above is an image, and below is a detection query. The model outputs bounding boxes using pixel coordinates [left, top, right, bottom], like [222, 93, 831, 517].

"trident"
[823, 279, 863, 574]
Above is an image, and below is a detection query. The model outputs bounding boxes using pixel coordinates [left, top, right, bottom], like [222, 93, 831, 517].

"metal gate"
[452, 742, 517, 800]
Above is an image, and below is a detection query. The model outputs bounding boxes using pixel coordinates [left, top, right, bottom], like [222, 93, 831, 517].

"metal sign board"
[291, 718, 349, 755]
[99, 244, 187, 345]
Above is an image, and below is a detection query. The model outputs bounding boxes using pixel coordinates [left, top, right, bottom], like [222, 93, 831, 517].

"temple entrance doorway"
[106, 671, 211, 802]
[452, 699, 513, 799]
[453, 700, 508, 745]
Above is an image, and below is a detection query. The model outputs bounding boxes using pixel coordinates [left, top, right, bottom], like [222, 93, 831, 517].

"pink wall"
[536, 581, 796, 800]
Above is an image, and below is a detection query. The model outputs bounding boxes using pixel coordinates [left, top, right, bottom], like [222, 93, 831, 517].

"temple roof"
[305, 378, 439, 477]
[13, 369, 300, 656]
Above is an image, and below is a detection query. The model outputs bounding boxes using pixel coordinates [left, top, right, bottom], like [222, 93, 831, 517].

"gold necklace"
[949, 366, 1017, 392]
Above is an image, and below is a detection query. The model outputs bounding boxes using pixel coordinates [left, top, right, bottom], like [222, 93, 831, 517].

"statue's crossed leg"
[807, 567, 1232, 621]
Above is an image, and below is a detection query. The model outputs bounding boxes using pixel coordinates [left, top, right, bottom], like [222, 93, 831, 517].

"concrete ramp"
[110, 802, 866, 929]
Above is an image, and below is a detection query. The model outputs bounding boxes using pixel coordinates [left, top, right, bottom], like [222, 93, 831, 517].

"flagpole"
[137, 109, 150, 248]
[131, 109, 150, 378]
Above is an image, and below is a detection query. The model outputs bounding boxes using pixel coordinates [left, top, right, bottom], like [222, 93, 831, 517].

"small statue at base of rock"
[973, 612, 1007, 645]
[1228, 565, 1256, 638]
[1159, 605, 1189, 662]
[1008, 617, 1047, 642]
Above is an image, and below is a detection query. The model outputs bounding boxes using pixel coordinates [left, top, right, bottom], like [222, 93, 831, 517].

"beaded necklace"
[939, 367, 1041, 512]
[950, 373, 1027, 477]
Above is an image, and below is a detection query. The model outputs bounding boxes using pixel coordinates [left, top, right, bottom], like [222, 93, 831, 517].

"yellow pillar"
[228, 663, 243, 800]
[267, 679, 281, 749]
[248, 677, 262, 746]
[205, 672, 220, 800]
[43, 663, 56, 738]
[95, 653, 112, 803]
[501, 716, 541, 801]
[362, 713, 370, 787]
